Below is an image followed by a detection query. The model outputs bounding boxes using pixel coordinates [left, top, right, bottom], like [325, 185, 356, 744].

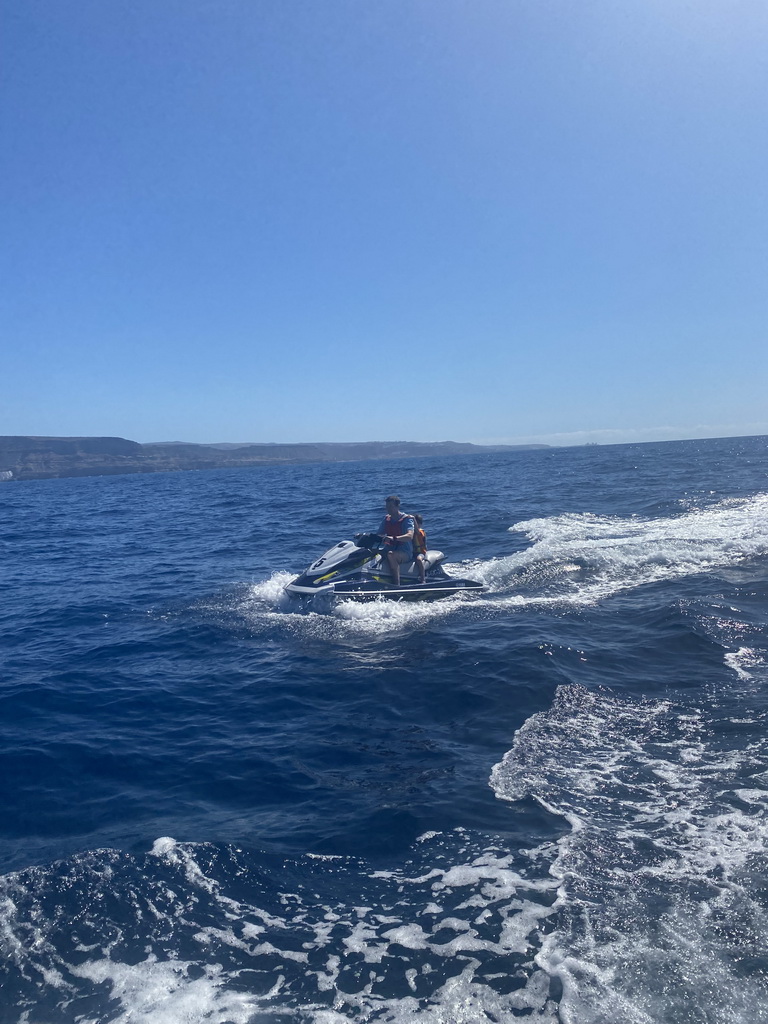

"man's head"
[385, 495, 401, 514]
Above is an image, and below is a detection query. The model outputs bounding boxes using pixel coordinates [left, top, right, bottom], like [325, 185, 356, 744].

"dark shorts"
[386, 548, 411, 564]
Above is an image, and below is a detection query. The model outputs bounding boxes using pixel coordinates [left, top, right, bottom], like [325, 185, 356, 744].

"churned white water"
[491, 682, 768, 1024]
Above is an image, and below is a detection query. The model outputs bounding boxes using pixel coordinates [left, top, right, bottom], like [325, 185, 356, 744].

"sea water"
[1, 436, 767, 1023]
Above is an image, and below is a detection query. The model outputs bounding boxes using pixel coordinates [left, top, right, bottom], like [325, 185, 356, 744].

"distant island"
[0, 436, 550, 482]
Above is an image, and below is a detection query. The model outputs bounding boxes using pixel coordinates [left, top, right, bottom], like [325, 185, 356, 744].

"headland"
[0, 436, 549, 482]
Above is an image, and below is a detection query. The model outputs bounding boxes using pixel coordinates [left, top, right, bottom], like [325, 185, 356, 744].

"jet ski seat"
[379, 549, 445, 577]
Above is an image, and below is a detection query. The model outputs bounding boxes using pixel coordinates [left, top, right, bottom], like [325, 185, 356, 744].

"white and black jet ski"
[284, 533, 485, 602]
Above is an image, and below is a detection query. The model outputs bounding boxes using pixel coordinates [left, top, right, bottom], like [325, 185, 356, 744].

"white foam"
[332, 593, 465, 625]
[724, 647, 764, 681]
[491, 684, 768, 1023]
[69, 957, 274, 1024]
[1, 830, 565, 1023]
[149, 836, 178, 857]
[476, 492, 768, 609]
[246, 571, 300, 611]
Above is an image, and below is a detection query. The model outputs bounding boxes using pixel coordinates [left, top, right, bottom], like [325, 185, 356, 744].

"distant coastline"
[0, 436, 550, 482]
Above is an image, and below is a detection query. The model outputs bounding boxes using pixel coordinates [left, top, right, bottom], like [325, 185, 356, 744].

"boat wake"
[1, 830, 561, 1023]
[464, 491, 768, 607]
[491, 677, 768, 1023]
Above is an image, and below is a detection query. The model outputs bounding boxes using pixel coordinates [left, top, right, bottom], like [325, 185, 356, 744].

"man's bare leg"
[387, 551, 401, 586]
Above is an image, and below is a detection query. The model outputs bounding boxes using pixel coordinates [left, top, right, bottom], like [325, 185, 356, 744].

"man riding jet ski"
[378, 494, 416, 586]
[283, 495, 485, 603]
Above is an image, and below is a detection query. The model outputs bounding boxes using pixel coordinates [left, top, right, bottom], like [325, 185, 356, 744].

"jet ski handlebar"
[354, 532, 384, 550]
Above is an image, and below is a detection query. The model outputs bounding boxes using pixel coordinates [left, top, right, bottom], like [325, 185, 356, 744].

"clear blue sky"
[3, 0, 767, 445]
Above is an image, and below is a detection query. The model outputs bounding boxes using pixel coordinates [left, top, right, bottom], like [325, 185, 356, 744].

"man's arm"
[398, 516, 415, 541]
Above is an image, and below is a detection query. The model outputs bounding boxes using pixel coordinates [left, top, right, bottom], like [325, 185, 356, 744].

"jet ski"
[284, 532, 485, 602]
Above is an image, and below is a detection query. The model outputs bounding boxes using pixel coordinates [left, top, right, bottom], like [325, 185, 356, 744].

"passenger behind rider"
[378, 495, 414, 587]
[412, 513, 427, 583]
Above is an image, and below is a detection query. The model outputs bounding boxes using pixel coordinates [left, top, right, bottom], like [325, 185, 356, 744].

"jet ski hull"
[329, 576, 485, 602]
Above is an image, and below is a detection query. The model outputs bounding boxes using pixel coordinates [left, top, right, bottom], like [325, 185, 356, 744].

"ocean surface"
[2, 435, 768, 1023]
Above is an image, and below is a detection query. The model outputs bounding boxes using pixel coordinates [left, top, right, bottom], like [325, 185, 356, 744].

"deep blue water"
[2, 436, 768, 1023]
